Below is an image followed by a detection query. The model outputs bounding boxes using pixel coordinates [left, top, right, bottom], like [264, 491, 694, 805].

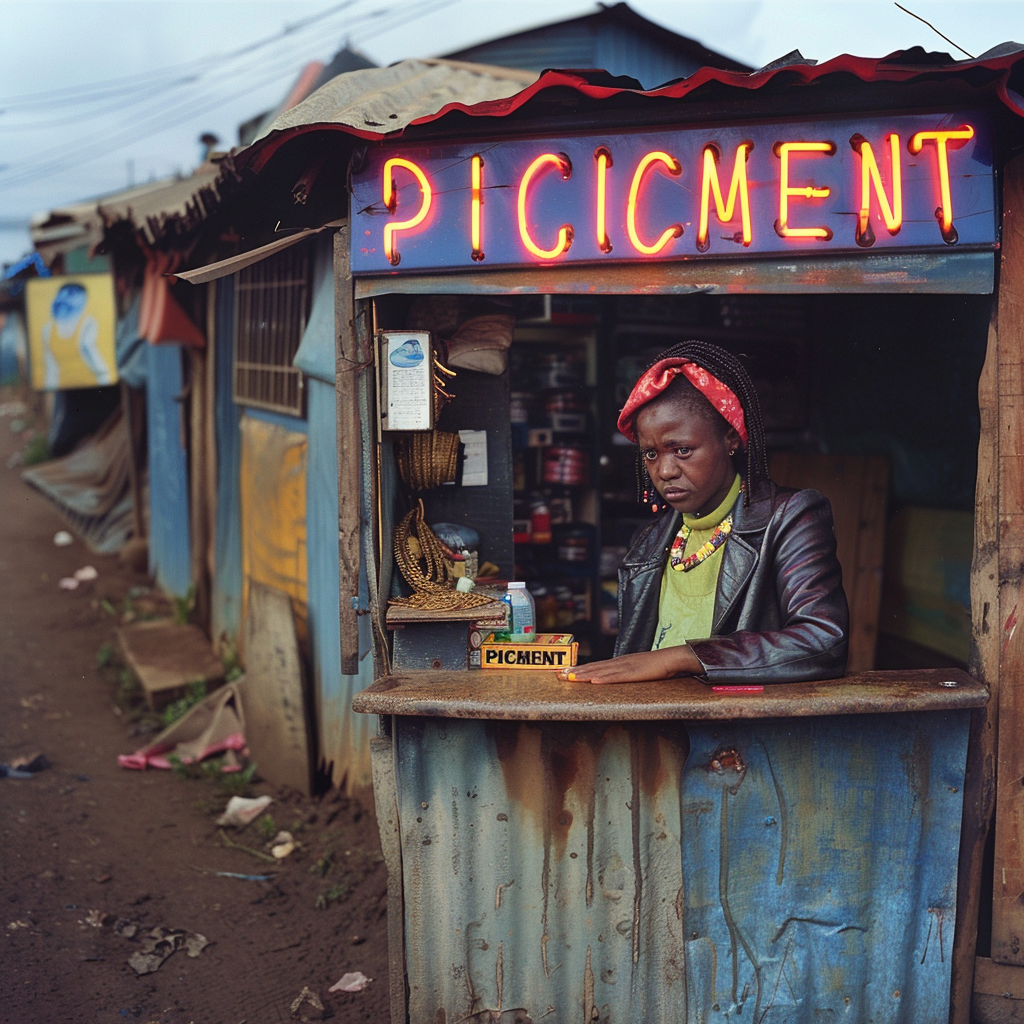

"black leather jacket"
[614, 482, 849, 683]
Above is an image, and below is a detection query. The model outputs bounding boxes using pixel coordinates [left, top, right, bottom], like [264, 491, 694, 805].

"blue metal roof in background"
[442, 2, 752, 88]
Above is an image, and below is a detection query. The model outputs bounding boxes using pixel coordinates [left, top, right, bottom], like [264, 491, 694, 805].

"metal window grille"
[233, 244, 310, 416]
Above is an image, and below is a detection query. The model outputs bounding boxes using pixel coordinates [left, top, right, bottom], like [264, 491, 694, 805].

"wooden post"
[188, 344, 211, 629]
[120, 380, 146, 541]
[205, 281, 218, 617]
[952, 312, 1001, 1023]
[991, 153, 1024, 967]
[335, 226, 362, 674]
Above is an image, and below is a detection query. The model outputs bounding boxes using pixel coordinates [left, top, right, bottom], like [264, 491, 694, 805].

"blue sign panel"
[350, 112, 995, 275]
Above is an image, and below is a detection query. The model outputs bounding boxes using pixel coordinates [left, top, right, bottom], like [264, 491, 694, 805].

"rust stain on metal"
[1005, 604, 1019, 654]
[496, 939, 503, 1013]
[629, 735, 643, 971]
[707, 746, 747, 777]
[583, 945, 596, 1023]
[921, 907, 947, 964]
[495, 880, 514, 910]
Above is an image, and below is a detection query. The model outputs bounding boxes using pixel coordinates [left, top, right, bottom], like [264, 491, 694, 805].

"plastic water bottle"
[507, 582, 537, 642]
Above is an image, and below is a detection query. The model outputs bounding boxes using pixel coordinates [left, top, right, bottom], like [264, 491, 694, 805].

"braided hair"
[635, 340, 769, 508]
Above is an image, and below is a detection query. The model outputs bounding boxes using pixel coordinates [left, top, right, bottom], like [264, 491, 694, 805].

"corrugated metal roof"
[242, 44, 1024, 174]
[30, 165, 225, 263]
[248, 58, 537, 164]
[129, 44, 1024, 260]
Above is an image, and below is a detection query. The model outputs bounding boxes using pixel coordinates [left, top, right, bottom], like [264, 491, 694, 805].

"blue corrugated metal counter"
[355, 669, 985, 1024]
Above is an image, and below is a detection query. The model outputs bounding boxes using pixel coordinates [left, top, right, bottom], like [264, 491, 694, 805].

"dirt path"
[0, 393, 390, 1024]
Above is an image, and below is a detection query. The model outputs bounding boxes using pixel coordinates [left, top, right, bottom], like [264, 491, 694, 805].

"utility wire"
[0, 0, 457, 189]
[0, 0, 400, 138]
[893, 3, 976, 59]
[0, 0, 362, 109]
[0, 3, 392, 170]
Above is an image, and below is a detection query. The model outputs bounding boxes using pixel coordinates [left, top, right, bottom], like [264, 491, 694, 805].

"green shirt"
[652, 474, 742, 651]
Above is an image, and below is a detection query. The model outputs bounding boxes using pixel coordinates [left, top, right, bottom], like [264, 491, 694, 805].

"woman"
[564, 340, 848, 685]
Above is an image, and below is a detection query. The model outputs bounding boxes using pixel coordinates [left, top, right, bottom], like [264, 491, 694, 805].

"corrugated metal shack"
[186, 38, 1024, 1024]
[21, 0, 741, 796]
[100, 58, 542, 794]
[441, 0, 750, 85]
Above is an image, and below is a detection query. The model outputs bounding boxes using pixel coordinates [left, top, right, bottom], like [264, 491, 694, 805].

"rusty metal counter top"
[353, 667, 985, 720]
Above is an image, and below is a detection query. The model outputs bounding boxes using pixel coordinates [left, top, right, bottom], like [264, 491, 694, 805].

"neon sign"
[351, 113, 995, 274]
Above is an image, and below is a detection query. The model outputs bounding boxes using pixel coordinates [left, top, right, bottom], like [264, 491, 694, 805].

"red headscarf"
[617, 358, 748, 445]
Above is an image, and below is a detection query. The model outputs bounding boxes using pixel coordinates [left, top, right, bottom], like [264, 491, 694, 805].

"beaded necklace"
[669, 514, 733, 571]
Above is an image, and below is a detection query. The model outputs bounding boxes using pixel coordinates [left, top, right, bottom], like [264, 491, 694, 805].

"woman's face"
[635, 398, 739, 515]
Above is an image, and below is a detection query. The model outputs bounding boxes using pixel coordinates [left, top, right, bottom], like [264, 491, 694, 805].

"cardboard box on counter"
[480, 633, 578, 670]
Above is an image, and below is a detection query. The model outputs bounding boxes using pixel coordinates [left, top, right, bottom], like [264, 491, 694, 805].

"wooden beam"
[974, 958, 1024, 1024]
[120, 380, 146, 541]
[335, 226, 361, 674]
[952, 311, 1001, 1023]
[188, 344, 210, 630]
[205, 282, 218, 611]
[992, 154, 1024, 965]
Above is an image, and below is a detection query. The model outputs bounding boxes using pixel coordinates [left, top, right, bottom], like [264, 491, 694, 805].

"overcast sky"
[2, 0, 1023, 265]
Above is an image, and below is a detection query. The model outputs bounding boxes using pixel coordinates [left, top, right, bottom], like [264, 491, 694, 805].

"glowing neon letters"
[471, 154, 484, 261]
[595, 147, 613, 254]
[382, 158, 432, 266]
[852, 133, 903, 246]
[517, 153, 574, 260]
[626, 151, 683, 255]
[775, 141, 836, 240]
[909, 125, 975, 241]
[698, 143, 753, 251]
[359, 115, 991, 272]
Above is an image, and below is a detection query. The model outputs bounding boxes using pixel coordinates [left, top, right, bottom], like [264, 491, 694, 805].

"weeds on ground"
[22, 433, 49, 465]
[309, 850, 335, 878]
[315, 882, 349, 910]
[221, 642, 243, 683]
[173, 586, 196, 626]
[96, 641, 161, 731]
[256, 814, 278, 841]
[160, 680, 208, 727]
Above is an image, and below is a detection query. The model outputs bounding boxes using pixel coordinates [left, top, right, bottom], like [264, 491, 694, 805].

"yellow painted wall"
[239, 416, 309, 653]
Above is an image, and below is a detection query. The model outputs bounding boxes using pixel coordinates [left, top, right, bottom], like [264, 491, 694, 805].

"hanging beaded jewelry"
[669, 514, 733, 571]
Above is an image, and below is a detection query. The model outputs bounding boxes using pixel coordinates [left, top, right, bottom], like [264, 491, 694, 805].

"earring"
[641, 468, 659, 514]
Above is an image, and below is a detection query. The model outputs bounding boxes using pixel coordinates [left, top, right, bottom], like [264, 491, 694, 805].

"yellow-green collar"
[683, 474, 742, 531]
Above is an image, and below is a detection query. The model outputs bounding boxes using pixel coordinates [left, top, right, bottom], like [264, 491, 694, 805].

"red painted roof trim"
[244, 47, 1024, 173]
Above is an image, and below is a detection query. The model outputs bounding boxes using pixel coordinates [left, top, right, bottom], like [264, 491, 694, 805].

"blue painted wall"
[392, 709, 970, 1023]
[146, 343, 192, 598]
[445, 12, 720, 89]
[212, 276, 243, 647]
[306, 376, 374, 791]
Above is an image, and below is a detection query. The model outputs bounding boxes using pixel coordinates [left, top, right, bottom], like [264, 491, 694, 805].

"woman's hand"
[559, 645, 703, 684]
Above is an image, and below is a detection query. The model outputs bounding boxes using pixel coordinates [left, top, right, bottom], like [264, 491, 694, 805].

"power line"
[0, 0, 457, 190]
[0, 0, 362, 110]
[0, 0, 395, 139]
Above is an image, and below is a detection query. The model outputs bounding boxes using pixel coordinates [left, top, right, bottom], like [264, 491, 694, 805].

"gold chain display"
[390, 501, 494, 611]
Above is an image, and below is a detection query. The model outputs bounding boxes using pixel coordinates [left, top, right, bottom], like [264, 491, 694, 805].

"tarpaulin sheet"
[22, 407, 134, 554]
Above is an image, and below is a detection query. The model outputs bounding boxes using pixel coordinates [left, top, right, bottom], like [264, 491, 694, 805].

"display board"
[351, 112, 996, 275]
[25, 274, 118, 390]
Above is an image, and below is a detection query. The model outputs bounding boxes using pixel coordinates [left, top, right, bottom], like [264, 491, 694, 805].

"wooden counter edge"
[352, 668, 986, 720]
